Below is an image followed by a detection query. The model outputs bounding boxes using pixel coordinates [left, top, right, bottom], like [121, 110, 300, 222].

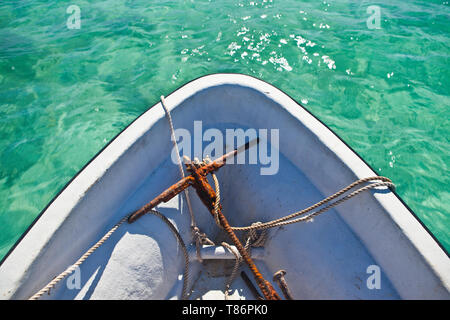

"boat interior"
[2, 75, 448, 300]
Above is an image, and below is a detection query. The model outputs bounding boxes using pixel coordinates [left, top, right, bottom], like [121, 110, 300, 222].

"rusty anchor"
[127, 138, 281, 300]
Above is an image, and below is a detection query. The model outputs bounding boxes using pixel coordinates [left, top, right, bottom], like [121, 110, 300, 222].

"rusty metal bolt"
[273, 270, 294, 300]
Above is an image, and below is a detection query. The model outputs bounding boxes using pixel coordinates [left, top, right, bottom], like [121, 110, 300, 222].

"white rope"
[230, 177, 395, 231]
[160, 96, 213, 263]
[147, 209, 190, 300]
[221, 241, 242, 300]
[213, 176, 394, 300]
[221, 226, 267, 300]
[202, 156, 222, 229]
[160, 96, 196, 229]
[29, 209, 191, 300]
[29, 213, 132, 300]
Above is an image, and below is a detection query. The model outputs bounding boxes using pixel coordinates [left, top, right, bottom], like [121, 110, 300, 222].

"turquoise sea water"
[0, 0, 449, 260]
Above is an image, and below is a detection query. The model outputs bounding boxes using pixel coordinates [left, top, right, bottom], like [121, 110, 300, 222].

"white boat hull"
[0, 74, 448, 300]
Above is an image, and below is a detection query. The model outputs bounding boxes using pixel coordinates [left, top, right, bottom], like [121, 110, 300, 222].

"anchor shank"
[128, 176, 194, 223]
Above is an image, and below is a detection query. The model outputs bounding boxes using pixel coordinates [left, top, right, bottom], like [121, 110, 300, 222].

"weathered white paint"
[0, 74, 448, 300]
